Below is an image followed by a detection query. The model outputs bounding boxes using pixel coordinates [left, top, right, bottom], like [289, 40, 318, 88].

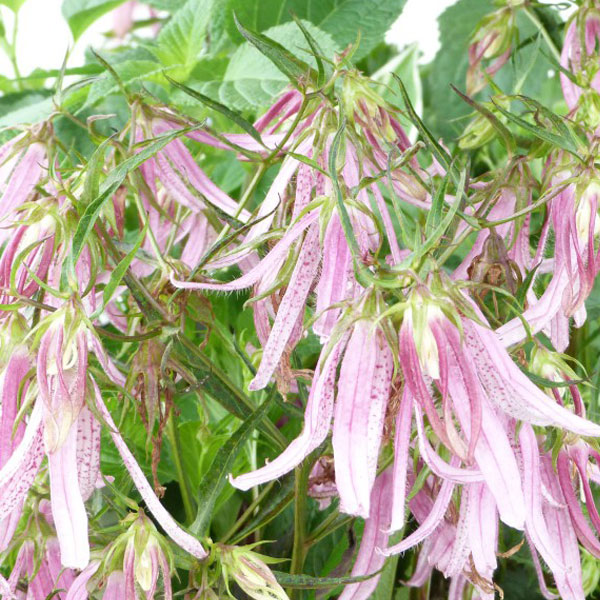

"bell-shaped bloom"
[232, 296, 394, 519]
[466, 6, 515, 94]
[0, 133, 47, 244]
[560, 7, 600, 118]
[119, 513, 173, 600]
[5, 538, 76, 600]
[497, 168, 600, 349]
[36, 314, 93, 569]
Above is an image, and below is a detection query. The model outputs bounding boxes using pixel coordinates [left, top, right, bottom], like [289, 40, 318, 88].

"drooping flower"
[466, 2, 518, 94]
[338, 468, 393, 600]
[497, 163, 600, 349]
[561, 4, 600, 125]
[231, 291, 394, 518]
[218, 543, 289, 600]
[5, 538, 76, 600]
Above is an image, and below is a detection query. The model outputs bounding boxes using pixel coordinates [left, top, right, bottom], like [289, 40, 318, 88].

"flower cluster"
[3, 1, 600, 599]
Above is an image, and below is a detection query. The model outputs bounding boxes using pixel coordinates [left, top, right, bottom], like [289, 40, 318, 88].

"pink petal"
[339, 468, 393, 600]
[249, 224, 320, 390]
[231, 332, 349, 490]
[48, 423, 90, 569]
[170, 209, 319, 291]
[92, 382, 207, 559]
[333, 324, 393, 517]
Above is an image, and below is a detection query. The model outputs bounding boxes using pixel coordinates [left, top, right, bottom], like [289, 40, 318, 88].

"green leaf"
[71, 126, 195, 263]
[195, 21, 337, 110]
[372, 42, 422, 136]
[101, 222, 148, 309]
[491, 98, 583, 159]
[451, 84, 516, 154]
[190, 391, 276, 536]
[272, 570, 379, 590]
[62, 0, 127, 40]
[84, 59, 169, 108]
[172, 335, 286, 451]
[234, 14, 313, 84]
[224, 0, 407, 61]
[0, 92, 53, 130]
[152, 0, 213, 76]
[393, 74, 451, 172]
[231, 474, 295, 543]
[0, 0, 27, 11]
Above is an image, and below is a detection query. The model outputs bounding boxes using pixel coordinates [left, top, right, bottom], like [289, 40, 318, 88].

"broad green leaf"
[190, 391, 276, 536]
[224, 0, 407, 61]
[62, 0, 127, 40]
[0, 0, 27, 11]
[71, 126, 195, 263]
[152, 0, 213, 77]
[0, 92, 53, 130]
[141, 0, 186, 10]
[201, 21, 337, 110]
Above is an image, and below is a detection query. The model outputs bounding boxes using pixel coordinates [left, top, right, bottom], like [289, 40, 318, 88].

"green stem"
[288, 460, 312, 600]
[165, 412, 196, 524]
[523, 5, 561, 63]
[220, 481, 276, 543]
[213, 161, 268, 245]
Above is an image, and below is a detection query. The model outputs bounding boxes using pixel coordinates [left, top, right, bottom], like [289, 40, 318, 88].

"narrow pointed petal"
[466, 318, 600, 436]
[93, 382, 207, 559]
[446, 348, 525, 529]
[249, 224, 320, 390]
[76, 408, 101, 502]
[314, 213, 354, 339]
[65, 561, 100, 600]
[556, 451, 600, 558]
[333, 324, 393, 517]
[339, 468, 393, 600]
[383, 476, 455, 556]
[468, 483, 498, 576]
[443, 485, 472, 577]
[170, 210, 318, 291]
[519, 423, 565, 574]
[231, 332, 349, 490]
[48, 423, 90, 569]
[540, 455, 585, 600]
[414, 405, 484, 483]
[0, 143, 45, 223]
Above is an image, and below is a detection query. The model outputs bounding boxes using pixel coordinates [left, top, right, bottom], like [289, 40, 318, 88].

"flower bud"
[218, 544, 289, 600]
